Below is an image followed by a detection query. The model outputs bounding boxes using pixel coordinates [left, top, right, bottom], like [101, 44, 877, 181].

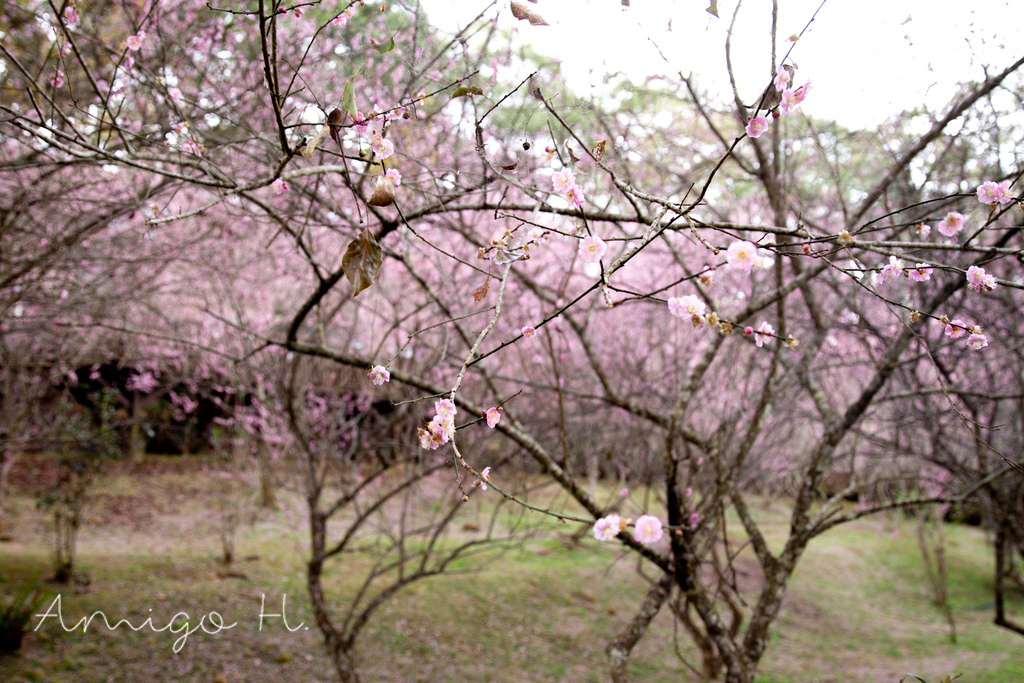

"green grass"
[1, 456, 1022, 682]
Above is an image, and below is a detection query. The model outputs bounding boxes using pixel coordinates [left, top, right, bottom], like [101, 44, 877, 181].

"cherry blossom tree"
[3, 0, 1024, 681]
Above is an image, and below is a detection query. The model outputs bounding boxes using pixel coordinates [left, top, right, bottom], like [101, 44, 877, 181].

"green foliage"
[0, 578, 49, 654]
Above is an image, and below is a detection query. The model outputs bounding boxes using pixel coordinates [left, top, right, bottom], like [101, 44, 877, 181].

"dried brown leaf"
[473, 280, 490, 302]
[511, 1, 549, 26]
[327, 108, 344, 150]
[342, 229, 383, 297]
[367, 176, 396, 207]
[300, 124, 329, 159]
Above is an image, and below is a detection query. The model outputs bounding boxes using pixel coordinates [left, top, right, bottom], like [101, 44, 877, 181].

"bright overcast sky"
[419, 0, 1024, 130]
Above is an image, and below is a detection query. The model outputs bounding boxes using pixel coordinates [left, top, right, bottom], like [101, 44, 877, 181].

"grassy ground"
[0, 454, 1022, 682]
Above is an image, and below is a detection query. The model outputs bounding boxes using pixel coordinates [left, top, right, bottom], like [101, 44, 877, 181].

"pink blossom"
[792, 81, 810, 104]
[126, 371, 159, 394]
[746, 115, 769, 139]
[486, 407, 502, 428]
[521, 325, 536, 338]
[565, 184, 586, 208]
[332, 8, 354, 26]
[435, 398, 457, 421]
[353, 111, 370, 134]
[126, 31, 145, 52]
[667, 295, 706, 327]
[967, 333, 988, 351]
[181, 139, 202, 156]
[878, 255, 904, 283]
[593, 514, 621, 541]
[418, 425, 444, 450]
[916, 223, 931, 238]
[552, 168, 576, 194]
[908, 263, 932, 282]
[49, 71, 65, 89]
[633, 515, 664, 544]
[937, 211, 964, 237]
[168, 87, 183, 101]
[944, 319, 968, 339]
[370, 132, 394, 159]
[368, 365, 390, 385]
[773, 69, 792, 91]
[619, 487, 629, 498]
[578, 235, 607, 264]
[779, 89, 802, 114]
[755, 321, 775, 348]
[689, 512, 701, 530]
[966, 265, 997, 292]
[63, 6, 80, 29]
[477, 466, 492, 490]
[726, 240, 758, 274]
[384, 168, 402, 187]
[271, 178, 289, 194]
[977, 180, 1012, 205]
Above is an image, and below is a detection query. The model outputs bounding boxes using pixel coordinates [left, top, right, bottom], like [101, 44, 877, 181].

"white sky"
[419, 0, 1024, 130]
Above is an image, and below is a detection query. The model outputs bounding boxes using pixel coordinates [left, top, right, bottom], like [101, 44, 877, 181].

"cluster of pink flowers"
[977, 180, 1013, 205]
[63, 5, 80, 29]
[877, 256, 932, 284]
[271, 178, 289, 195]
[877, 255, 904, 284]
[667, 294, 707, 328]
[966, 265, 997, 292]
[418, 398, 457, 450]
[552, 168, 585, 208]
[944, 319, 987, 351]
[745, 74, 809, 138]
[593, 513, 664, 544]
[578, 234, 607, 263]
[946, 319, 986, 348]
[367, 365, 390, 386]
[370, 130, 394, 159]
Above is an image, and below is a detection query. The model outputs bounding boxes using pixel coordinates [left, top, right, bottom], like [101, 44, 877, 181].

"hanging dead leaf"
[473, 280, 490, 302]
[510, 1, 548, 26]
[566, 144, 580, 164]
[592, 140, 606, 161]
[327, 108, 344, 150]
[300, 124, 329, 159]
[367, 176, 396, 206]
[342, 229, 383, 296]
[706, 0, 719, 18]
[501, 159, 519, 171]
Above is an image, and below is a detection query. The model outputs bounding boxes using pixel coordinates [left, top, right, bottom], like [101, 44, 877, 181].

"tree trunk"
[607, 573, 673, 682]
